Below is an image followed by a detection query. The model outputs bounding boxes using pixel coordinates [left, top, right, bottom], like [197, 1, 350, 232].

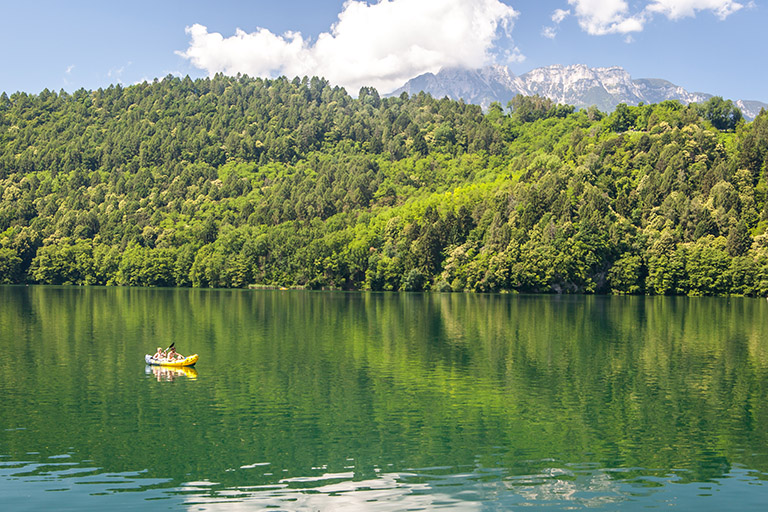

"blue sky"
[1, 0, 765, 102]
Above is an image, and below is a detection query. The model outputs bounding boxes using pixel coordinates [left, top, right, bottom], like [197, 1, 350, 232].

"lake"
[1, 286, 767, 510]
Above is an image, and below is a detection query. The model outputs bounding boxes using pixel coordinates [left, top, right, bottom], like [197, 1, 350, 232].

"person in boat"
[153, 347, 165, 360]
[167, 346, 184, 361]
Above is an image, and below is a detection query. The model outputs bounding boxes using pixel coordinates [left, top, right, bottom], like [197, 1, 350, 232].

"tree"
[696, 96, 743, 131]
[727, 220, 751, 257]
[402, 268, 427, 291]
[358, 86, 380, 108]
[608, 103, 635, 132]
[607, 255, 645, 294]
[507, 94, 570, 123]
[0, 247, 22, 283]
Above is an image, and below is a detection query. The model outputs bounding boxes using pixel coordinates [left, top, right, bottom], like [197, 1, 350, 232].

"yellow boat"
[145, 354, 198, 367]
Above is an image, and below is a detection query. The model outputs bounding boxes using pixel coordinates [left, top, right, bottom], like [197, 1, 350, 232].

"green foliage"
[608, 254, 644, 294]
[1, 76, 767, 296]
[0, 247, 22, 283]
[402, 268, 427, 291]
[608, 103, 636, 132]
[696, 96, 743, 131]
[508, 94, 574, 123]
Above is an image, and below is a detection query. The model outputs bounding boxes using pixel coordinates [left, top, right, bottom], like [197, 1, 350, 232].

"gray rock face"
[735, 100, 768, 121]
[391, 64, 766, 120]
[394, 65, 526, 108]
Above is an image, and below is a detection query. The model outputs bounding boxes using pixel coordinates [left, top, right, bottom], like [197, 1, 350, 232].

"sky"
[1, 0, 765, 102]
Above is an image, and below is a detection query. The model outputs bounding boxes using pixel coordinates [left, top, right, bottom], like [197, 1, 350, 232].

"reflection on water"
[1, 287, 768, 510]
[145, 365, 198, 381]
[2, 459, 767, 511]
[173, 465, 768, 511]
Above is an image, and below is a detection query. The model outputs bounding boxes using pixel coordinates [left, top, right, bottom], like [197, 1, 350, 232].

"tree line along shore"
[1, 74, 766, 295]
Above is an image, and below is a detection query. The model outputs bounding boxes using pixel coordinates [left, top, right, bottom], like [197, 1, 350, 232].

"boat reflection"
[144, 364, 198, 381]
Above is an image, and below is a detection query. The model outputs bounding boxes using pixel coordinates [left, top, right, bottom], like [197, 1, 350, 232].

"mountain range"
[391, 64, 766, 121]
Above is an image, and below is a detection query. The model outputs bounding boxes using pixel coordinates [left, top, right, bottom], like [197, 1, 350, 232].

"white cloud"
[504, 46, 526, 63]
[552, 8, 571, 23]
[566, 0, 744, 36]
[567, 0, 644, 35]
[542, 26, 557, 39]
[542, 8, 571, 39]
[178, 0, 519, 94]
[65, 65, 75, 74]
[645, 0, 743, 20]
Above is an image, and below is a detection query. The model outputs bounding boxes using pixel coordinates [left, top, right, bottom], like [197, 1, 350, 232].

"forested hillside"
[1, 74, 767, 295]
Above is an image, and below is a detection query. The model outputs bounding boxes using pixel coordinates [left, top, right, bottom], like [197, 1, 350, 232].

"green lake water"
[1, 286, 768, 510]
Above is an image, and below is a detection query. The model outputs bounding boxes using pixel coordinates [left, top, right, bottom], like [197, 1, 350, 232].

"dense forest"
[1, 74, 767, 295]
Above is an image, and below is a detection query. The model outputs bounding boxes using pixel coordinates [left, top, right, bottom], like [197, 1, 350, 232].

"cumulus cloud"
[567, 0, 644, 35]
[565, 0, 744, 36]
[178, 0, 519, 94]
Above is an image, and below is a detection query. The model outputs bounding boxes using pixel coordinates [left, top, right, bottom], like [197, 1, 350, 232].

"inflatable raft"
[145, 353, 198, 367]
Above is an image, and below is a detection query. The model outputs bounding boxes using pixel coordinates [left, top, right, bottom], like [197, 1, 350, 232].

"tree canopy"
[1, 74, 767, 296]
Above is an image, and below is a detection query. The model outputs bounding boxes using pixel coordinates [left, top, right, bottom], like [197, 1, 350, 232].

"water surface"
[1, 287, 767, 510]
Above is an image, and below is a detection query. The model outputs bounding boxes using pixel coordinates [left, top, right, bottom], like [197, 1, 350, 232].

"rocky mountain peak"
[390, 64, 766, 120]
